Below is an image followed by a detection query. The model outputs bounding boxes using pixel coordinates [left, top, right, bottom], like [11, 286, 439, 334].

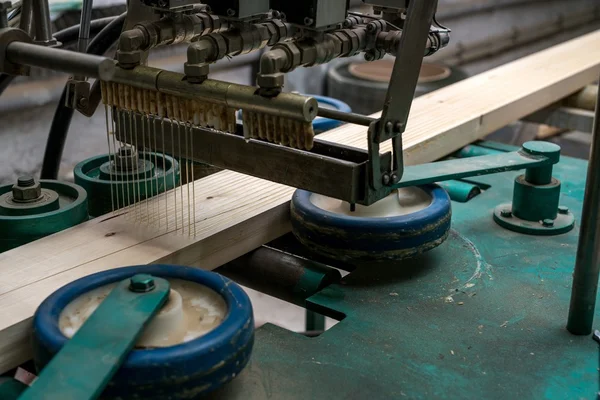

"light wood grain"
[1, 30, 600, 373]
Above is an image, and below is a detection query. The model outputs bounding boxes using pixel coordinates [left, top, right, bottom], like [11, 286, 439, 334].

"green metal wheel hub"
[74, 151, 180, 217]
[492, 141, 575, 235]
[0, 179, 88, 252]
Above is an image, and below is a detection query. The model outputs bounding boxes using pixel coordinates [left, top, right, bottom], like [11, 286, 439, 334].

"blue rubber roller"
[291, 185, 452, 263]
[31, 265, 254, 399]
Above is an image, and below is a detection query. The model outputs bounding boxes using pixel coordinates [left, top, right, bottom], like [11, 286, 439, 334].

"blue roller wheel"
[32, 265, 254, 399]
[291, 185, 452, 263]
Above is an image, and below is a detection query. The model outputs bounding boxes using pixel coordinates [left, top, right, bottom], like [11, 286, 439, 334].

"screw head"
[558, 205, 569, 215]
[390, 174, 398, 184]
[129, 274, 156, 293]
[366, 23, 376, 32]
[500, 209, 512, 218]
[385, 121, 394, 133]
[393, 122, 403, 133]
[227, 8, 236, 16]
[364, 51, 375, 62]
[303, 17, 314, 26]
[542, 219, 555, 227]
[382, 173, 391, 185]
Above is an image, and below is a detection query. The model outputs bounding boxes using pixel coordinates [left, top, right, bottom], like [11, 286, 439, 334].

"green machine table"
[209, 145, 598, 399]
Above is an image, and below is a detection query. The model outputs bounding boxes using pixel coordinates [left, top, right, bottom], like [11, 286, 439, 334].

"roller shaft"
[5, 41, 116, 80]
[217, 246, 341, 307]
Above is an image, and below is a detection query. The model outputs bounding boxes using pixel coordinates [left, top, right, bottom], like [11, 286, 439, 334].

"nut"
[12, 177, 42, 202]
[542, 219, 555, 227]
[116, 50, 142, 68]
[184, 63, 210, 82]
[257, 72, 284, 89]
[115, 146, 139, 171]
[129, 274, 156, 293]
[500, 209, 512, 218]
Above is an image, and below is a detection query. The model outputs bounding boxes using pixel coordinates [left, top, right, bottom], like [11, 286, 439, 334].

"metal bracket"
[367, 0, 439, 191]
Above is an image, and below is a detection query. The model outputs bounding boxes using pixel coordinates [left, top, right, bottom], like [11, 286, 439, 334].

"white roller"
[59, 279, 227, 348]
[310, 187, 432, 218]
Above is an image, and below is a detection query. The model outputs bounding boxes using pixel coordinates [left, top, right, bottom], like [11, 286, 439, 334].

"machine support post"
[31, 0, 54, 44]
[567, 75, 600, 335]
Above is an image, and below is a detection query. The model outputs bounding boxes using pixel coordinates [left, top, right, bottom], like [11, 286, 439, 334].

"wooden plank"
[1, 30, 600, 373]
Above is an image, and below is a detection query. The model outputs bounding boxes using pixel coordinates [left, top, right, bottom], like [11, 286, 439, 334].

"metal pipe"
[112, 66, 318, 122]
[5, 41, 116, 80]
[77, 0, 94, 54]
[32, 0, 54, 43]
[216, 246, 341, 307]
[18, 0, 34, 37]
[567, 72, 600, 335]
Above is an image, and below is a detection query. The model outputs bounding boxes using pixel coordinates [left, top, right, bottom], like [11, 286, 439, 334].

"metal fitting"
[129, 274, 156, 293]
[12, 176, 42, 202]
[114, 146, 139, 171]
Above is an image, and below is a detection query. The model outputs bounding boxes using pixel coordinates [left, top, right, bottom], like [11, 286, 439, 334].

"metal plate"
[207, 155, 597, 399]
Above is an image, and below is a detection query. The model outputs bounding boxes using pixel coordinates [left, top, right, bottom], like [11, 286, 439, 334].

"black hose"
[54, 16, 118, 45]
[40, 12, 126, 180]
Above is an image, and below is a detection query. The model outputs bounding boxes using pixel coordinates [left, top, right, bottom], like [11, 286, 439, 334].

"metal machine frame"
[0, 0, 598, 356]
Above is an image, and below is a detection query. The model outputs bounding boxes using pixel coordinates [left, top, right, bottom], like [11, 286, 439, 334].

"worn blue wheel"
[32, 265, 254, 399]
[291, 185, 452, 263]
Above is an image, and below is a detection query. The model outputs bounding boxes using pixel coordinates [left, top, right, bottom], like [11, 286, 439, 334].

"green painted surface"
[0, 181, 88, 253]
[210, 154, 599, 399]
[21, 276, 170, 400]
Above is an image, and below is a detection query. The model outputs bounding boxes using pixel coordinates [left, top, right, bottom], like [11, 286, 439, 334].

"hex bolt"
[12, 176, 42, 202]
[500, 209, 512, 218]
[558, 205, 569, 215]
[366, 23, 376, 32]
[129, 274, 156, 293]
[17, 176, 35, 187]
[394, 122, 403, 133]
[391, 174, 398, 184]
[542, 219, 555, 227]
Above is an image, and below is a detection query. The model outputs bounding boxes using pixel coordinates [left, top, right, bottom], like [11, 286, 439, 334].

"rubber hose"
[40, 13, 126, 180]
[54, 16, 118, 45]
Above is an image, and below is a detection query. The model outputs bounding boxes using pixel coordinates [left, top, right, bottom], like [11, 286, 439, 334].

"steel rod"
[18, 0, 34, 37]
[5, 41, 115, 80]
[317, 107, 376, 127]
[567, 73, 600, 335]
[75, 0, 94, 81]
[32, 0, 54, 43]
[217, 246, 341, 307]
